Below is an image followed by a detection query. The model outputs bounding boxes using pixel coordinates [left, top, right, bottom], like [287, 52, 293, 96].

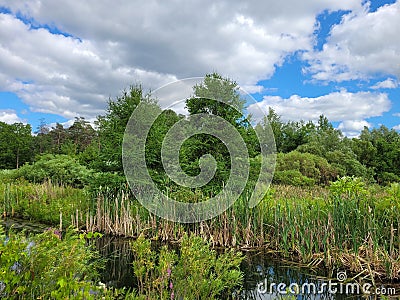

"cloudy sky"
[0, 0, 399, 137]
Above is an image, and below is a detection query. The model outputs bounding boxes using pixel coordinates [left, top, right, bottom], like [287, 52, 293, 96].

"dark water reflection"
[3, 219, 398, 299]
[94, 236, 136, 288]
[97, 235, 396, 299]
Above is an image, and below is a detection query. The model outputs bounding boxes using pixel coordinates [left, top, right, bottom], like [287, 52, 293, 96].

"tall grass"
[1, 177, 400, 281]
[1, 179, 91, 226]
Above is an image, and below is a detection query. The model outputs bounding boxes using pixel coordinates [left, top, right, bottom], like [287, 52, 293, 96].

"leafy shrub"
[378, 172, 400, 185]
[0, 169, 20, 183]
[273, 170, 315, 186]
[276, 151, 338, 185]
[329, 176, 367, 199]
[0, 225, 104, 299]
[325, 150, 370, 179]
[17, 154, 92, 187]
[88, 171, 127, 192]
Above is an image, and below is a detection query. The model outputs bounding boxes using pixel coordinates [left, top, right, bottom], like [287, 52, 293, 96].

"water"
[2, 218, 398, 299]
[97, 237, 397, 299]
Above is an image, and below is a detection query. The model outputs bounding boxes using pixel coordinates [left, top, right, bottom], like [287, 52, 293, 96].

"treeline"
[1, 73, 399, 188]
[269, 109, 400, 185]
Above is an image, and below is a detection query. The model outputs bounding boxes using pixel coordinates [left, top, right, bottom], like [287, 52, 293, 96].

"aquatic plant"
[131, 234, 243, 299]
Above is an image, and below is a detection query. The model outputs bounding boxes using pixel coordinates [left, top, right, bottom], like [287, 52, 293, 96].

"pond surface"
[3, 218, 398, 299]
[96, 235, 390, 299]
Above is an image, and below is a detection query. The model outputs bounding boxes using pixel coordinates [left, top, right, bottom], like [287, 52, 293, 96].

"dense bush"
[16, 154, 92, 187]
[324, 150, 370, 179]
[273, 169, 315, 186]
[0, 225, 104, 299]
[88, 171, 127, 192]
[378, 172, 400, 185]
[275, 151, 338, 185]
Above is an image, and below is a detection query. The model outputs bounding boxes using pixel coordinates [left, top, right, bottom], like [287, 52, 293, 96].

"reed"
[0, 180, 90, 225]
[2, 178, 400, 281]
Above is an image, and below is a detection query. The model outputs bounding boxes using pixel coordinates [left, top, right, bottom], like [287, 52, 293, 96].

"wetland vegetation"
[1, 74, 400, 298]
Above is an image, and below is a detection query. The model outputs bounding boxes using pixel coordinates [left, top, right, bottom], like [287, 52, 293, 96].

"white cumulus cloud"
[0, 0, 362, 120]
[248, 90, 391, 136]
[0, 109, 25, 124]
[338, 120, 371, 138]
[304, 1, 400, 82]
[371, 78, 398, 89]
[393, 124, 400, 131]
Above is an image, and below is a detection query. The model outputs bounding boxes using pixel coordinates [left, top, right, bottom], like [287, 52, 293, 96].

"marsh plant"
[131, 234, 244, 299]
[0, 224, 105, 299]
[2, 177, 400, 282]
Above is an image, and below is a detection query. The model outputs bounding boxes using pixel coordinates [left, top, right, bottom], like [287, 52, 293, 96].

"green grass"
[1, 179, 93, 226]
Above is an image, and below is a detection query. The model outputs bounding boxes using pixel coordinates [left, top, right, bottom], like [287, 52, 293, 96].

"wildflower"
[167, 268, 171, 277]
[169, 281, 173, 289]
[10, 262, 22, 274]
[171, 291, 174, 300]
[53, 229, 62, 239]
[45, 228, 62, 239]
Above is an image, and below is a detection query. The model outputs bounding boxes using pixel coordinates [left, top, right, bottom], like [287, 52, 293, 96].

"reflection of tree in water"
[95, 236, 135, 288]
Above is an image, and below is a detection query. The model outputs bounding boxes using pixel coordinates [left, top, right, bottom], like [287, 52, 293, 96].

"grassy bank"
[1, 177, 400, 283]
[1, 179, 93, 226]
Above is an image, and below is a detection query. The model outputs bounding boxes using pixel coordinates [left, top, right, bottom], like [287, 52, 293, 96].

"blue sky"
[0, 0, 399, 137]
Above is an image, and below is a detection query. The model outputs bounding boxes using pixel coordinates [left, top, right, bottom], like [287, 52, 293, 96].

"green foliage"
[0, 122, 33, 169]
[273, 170, 315, 186]
[0, 181, 92, 225]
[275, 151, 338, 185]
[67, 117, 97, 154]
[131, 234, 243, 300]
[16, 154, 92, 187]
[186, 73, 246, 125]
[379, 172, 400, 184]
[131, 235, 156, 295]
[0, 169, 20, 183]
[173, 234, 243, 300]
[352, 125, 400, 184]
[88, 171, 127, 192]
[31, 117, 97, 158]
[96, 85, 154, 173]
[181, 73, 260, 195]
[325, 150, 370, 179]
[329, 176, 367, 197]
[0, 225, 104, 299]
[375, 183, 400, 220]
[145, 109, 183, 172]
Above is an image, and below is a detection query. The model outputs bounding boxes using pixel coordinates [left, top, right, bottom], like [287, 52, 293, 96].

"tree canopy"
[1, 74, 400, 186]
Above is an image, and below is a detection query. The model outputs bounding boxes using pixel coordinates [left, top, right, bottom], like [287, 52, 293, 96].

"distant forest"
[1, 74, 400, 188]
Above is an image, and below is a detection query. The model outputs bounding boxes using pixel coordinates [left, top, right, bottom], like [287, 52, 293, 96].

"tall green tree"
[48, 123, 68, 154]
[67, 117, 96, 154]
[368, 126, 400, 183]
[0, 122, 33, 169]
[34, 118, 52, 155]
[266, 108, 284, 152]
[183, 73, 259, 193]
[96, 85, 152, 173]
